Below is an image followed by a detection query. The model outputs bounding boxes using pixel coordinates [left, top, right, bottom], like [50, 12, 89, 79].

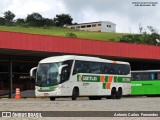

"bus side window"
[151, 73, 154, 80]
[82, 61, 91, 73]
[61, 67, 70, 82]
[100, 63, 107, 74]
[154, 73, 158, 80]
[73, 61, 83, 75]
[158, 73, 160, 79]
[62, 60, 73, 79]
[91, 62, 100, 74]
[108, 64, 116, 74]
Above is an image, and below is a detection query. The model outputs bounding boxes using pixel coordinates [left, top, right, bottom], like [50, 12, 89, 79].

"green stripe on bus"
[77, 75, 100, 82]
[77, 75, 130, 83]
[114, 76, 131, 83]
[40, 86, 57, 91]
[103, 83, 106, 89]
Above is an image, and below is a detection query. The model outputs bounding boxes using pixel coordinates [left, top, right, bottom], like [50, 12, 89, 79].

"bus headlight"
[35, 86, 40, 91]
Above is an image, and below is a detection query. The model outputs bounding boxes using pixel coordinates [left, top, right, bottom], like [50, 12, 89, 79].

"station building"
[0, 31, 160, 98]
[66, 21, 116, 32]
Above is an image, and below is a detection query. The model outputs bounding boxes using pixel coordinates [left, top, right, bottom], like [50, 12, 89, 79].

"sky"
[0, 0, 159, 33]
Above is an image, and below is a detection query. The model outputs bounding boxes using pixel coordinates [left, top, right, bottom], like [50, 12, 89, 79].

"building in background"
[66, 21, 116, 32]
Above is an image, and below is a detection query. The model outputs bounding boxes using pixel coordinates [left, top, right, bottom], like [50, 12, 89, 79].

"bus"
[30, 55, 131, 100]
[131, 70, 160, 96]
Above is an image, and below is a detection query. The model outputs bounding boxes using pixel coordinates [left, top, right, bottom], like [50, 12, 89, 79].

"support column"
[9, 58, 12, 98]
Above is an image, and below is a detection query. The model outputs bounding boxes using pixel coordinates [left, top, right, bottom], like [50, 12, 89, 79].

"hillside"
[0, 26, 126, 41]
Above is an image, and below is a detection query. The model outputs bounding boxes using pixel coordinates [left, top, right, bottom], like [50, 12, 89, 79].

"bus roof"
[131, 70, 160, 73]
[39, 55, 130, 65]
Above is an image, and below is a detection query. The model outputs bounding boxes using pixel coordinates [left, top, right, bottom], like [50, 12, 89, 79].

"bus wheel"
[89, 96, 94, 100]
[116, 88, 122, 99]
[89, 96, 101, 100]
[111, 88, 116, 99]
[71, 87, 79, 100]
[50, 97, 56, 101]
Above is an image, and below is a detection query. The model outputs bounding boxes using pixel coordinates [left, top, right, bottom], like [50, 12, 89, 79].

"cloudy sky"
[0, 0, 159, 33]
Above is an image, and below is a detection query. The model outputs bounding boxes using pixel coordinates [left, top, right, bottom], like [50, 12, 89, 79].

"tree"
[43, 18, 54, 26]
[0, 17, 6, 25]
[147, 26, 157, 34]
[3, 10, 15, 22]
[139, 23, 143, 34]
[15, 18, 25, 25]
[120, 25, 160, 46]
[26, 12, 44, 27]
[53, 14, 73, 26]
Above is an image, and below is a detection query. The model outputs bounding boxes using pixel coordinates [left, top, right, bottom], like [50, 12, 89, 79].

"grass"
[0, 26, 127, 41]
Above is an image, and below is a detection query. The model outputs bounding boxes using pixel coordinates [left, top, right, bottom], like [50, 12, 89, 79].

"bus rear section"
[131, 70, 160, 96]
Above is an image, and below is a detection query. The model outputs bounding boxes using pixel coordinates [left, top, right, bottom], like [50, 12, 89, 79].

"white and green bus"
[30, 55, 131, 100]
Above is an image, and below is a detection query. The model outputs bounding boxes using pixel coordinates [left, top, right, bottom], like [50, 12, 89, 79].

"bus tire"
[89, 96, 101, 100]
[116, 88, 122, 99]
[111, 88, 116, 99]
[71, 87, 79, 100]
[50, 97, 56, 101]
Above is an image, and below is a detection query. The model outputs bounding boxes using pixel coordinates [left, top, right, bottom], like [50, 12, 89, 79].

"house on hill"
[66, 21, 116, 32]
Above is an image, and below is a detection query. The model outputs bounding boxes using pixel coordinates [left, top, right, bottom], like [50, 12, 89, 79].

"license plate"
[44, 93, 49, 96]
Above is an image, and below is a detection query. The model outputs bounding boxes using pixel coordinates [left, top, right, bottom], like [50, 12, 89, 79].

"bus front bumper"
[35, 89, 61, 97]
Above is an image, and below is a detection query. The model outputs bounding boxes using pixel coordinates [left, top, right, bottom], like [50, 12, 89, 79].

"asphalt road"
[0, 97, 160, 120]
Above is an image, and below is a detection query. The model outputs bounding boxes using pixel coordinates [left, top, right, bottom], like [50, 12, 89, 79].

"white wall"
[101, 22, 116, 32]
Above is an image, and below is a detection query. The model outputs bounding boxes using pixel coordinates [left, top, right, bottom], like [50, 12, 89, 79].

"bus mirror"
[58, 65, 68, 75]
[30, 67, 37, 79]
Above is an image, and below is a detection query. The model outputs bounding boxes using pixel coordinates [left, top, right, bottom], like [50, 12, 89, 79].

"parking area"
[0, 97, 160, 120]
[1, 97, 160, 111]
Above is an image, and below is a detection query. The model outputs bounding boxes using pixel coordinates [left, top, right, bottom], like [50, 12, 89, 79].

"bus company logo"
[78, 75, 83, 81]
[2, 112, 11, 117]
[82, 76, 97, 81]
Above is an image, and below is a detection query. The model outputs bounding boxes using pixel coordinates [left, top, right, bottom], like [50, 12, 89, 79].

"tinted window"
[82, 61, 91, 73]
[73, 60, 130, 75]
[63, 60, 73, 68]
[101, 63, 130, 75]
[62, 60, 73, 80]
[132, 72, 159, 80]
[91, 62, 100, 73]
[158, 73, 160, 79]
[73, 61, 83, 75]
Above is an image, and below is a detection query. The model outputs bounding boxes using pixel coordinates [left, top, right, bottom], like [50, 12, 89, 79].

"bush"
[120, 34, 142, 43]
[120, 33, 160, 45]
[66, 32, 77, 38]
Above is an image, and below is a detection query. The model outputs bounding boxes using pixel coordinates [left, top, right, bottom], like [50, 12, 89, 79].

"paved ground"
[0, 97, 160, 120]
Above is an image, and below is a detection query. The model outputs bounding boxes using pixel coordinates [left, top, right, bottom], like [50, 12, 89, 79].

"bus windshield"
[36, 62, 62, 87]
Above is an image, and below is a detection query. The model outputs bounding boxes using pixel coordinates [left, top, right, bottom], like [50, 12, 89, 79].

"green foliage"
[26, 13, 44, 27]
[120, 24, 160, 45]
[66, 32, 77, 38]
[15, 18, 25, 26]
[120, 34, 142, 44]
[43, 18, 54, 26]
[3, 10, 15, 26]
[0, 17, 6, 25]
[53, 14, 73, 26]
[3, 10, 15, 22]
[120, 32, 160, 45]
